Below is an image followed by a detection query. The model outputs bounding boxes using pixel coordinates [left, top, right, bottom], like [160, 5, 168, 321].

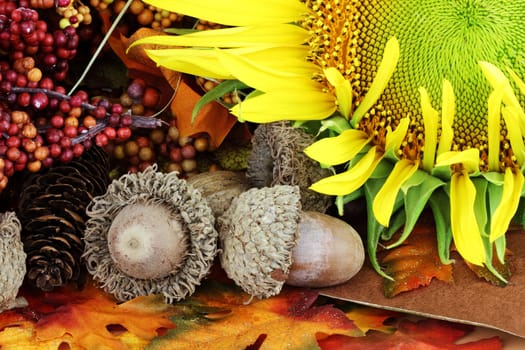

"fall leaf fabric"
[0, 279, 503, 350]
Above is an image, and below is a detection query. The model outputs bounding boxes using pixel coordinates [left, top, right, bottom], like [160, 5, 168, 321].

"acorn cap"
[218, 185, 301, 299]
[83, 165, 218, 303]
[246, 122, 333, 213]
[0, 211, 27, 312]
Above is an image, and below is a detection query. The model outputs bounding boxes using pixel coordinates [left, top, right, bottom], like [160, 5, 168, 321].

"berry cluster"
[0, 1, 162, 192]
[103, 78, 213, 177]
[107, 120, 213, 177]
[29, 0, 93, 28]
[91, 0, 183, 33]
[0, 5, 78, 81]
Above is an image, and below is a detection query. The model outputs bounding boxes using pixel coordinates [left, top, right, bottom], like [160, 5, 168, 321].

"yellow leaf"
[304, 129, 371, 166]
[373, 159, 419, 227]
[490, 169, 524, 242]
[450, 171, 486, 266]
[141, 0, 307, 26]
[310, 147, 382, 195]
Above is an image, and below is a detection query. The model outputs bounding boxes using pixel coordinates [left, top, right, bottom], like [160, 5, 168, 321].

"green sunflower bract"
[132, 0, 525, 282]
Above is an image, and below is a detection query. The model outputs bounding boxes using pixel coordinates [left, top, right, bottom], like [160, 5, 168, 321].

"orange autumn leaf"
[108, 28, 241, 149]
[108, 28, 166, 78]
[166, 73, 240, 149]
[381, 224, 454, 298]
[344, 306, 399, 334]
[0, 282, 176, 350]
[317, 319, 502, 350]
[147, 281, 363, 350]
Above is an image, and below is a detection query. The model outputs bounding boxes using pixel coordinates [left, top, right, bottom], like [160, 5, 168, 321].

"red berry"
[95, 133, 108, 147]
[169, 147, 183, 163]
[31, 92, 49, 110]
[63, 125, 78, 138]
[6, 147, 21, 161]
[50, 115, 64, 128]
[72, 143, 84, 157]
[181, 144, 196, 159]
[116, 127, 132, 140]
[60, 148, 73, 163]
[103, 126, 117, 140]
[49, 143, 61, 158]
[6, 136, 20, 148]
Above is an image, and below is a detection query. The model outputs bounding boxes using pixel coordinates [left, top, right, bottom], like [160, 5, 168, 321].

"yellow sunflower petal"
[309, 147, 382, 196]
[373, 159, 419, 227]
[435, 149, 480, 174]
[502, 106, 525, 166]
[352, 37, 400, 126]
[480, 61, 525, 133]
[437, 80, 455, 156]
[487, 84, 503, 171]
[490, 169, 524, 242]
[506, 67, 525, 96]
[145, 48, 233, 79]
[231, 89, 336, 123]
[450, 171, 486, 266]
[214, 47, 319, 92]
[142, 0, 307, 26]
[130, 24, 309, 49]
[324, 67, 352, 119]
[304, 129, 371, 165]
[385, 117, 409, 151]
[419, 87, 439, 171]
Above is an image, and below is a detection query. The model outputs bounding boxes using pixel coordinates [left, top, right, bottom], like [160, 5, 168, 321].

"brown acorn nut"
[0, 211, 27, 312]
[186, 170, 249, 218]
[218, 185, 364, 300]
[83, 165, 218, 303]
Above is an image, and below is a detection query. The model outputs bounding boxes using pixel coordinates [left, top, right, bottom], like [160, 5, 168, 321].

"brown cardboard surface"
[319, 232, 525, 338]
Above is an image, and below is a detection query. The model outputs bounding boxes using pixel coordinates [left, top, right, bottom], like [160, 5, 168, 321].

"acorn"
[0, 211, 27, 312]
[246, 122, 333, 213]
[83, 165, 218, 303]
[218, 185, 365, 300]
[186, 170, 249, 218]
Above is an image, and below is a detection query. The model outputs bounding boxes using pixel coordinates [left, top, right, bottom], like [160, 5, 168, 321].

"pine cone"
[17, 146, 110, 291]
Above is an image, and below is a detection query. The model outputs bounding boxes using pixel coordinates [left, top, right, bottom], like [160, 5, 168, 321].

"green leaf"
[336, 190, 365, 216]
[318, 115, 351, 134]
[386, 171, 444, 249]
[482, 171, 505, 185]
[370, 158, 394, 179]
[428, 188, 454, 264]
[192, 80, 249, 122]
[472, 178, 489, 236]
[494, 235, 506, 265]
[364, 179, 394, 281]
[381, 208, 406, 241]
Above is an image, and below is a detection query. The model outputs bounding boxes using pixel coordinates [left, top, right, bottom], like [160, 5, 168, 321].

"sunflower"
[132, 0, 525, 282]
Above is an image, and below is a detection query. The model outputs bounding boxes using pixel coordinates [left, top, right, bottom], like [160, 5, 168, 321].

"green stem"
[68, 0, 134, 96]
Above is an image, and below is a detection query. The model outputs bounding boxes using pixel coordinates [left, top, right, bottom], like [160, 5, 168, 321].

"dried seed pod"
[246, 122, 333, 213]
[17, 146, 110, 291]
[83, 165, 218, 303]
[218, 185, 364, 300]
[186, 170, 249, 218]
[0, 211, 27, 312]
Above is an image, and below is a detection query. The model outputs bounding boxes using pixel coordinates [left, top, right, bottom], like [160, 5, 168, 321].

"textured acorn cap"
[0, 211, 27, 312]
[218, 185, 301, 299]
[246, 122, 332, 213]
[83, 165, 218, 303]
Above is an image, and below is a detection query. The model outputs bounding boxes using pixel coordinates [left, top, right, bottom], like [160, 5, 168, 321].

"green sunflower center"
[305, 0, 525, 169]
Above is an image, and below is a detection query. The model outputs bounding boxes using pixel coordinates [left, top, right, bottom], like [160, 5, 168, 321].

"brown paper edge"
[319, 232, 525, 338]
